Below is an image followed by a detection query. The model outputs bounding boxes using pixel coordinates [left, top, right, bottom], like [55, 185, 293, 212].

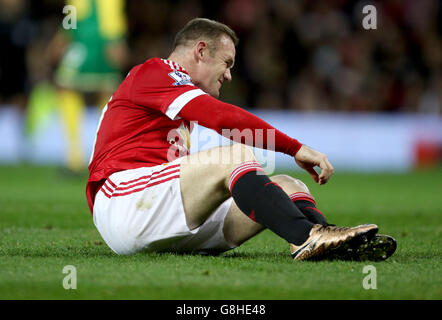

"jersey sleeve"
[178, 94, 303, 156]
[129, 60, 207, 120]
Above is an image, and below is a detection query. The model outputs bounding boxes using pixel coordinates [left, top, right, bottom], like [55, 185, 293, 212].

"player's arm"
[129, 63, 300, 156]
[128, 61, 333, 184]
[179, 94, 302, 156]
[179, 94, 334, 184]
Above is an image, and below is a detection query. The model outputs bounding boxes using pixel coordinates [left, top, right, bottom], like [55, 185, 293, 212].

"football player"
[87, 18, 396, 261]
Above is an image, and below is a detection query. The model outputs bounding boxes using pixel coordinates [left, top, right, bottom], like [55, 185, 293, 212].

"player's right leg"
[222, 174, 396, 261]
[180, 143, 316, 245]
[179, 144, 379, 261]
[221, 174, 327, 248]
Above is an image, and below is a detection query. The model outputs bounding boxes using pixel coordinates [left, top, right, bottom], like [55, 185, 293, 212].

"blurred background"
[0, 0, 441, 172]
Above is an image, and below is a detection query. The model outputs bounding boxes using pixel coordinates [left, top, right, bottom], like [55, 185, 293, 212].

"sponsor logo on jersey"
[168, 70, 193, 86]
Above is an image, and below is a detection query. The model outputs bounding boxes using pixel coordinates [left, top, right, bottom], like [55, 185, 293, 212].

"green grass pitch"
[0, 165, 441, 300]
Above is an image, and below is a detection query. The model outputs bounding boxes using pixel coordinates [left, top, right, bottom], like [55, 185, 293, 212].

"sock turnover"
[290, 192, 328, 226]
[229, 161, 314, 245]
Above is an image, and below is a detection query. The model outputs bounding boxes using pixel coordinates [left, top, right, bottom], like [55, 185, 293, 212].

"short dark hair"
[173, 18, 239, 54]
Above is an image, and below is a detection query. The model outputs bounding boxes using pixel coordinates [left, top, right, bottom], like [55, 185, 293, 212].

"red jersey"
[86, 58, 206, 213]
[86, 58, 303, 214]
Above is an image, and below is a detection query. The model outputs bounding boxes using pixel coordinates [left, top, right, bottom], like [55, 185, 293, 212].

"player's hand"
[294, 144, 334, 185]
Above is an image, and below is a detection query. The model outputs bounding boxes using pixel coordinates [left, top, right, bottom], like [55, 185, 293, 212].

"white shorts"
[92, 158, 235, 255]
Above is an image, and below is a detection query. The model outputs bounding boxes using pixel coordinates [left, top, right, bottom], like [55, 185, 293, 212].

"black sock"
[229, 161, 314, 245]
[289, 192, 328, 226]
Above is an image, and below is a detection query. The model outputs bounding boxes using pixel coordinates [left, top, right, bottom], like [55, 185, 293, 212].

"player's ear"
[194, 41, 208, 62]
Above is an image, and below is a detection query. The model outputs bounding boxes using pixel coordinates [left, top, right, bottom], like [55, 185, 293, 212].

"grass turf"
[0, 165, 441, 300]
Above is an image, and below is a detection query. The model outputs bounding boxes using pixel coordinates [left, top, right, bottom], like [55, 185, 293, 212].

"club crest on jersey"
[168, 70, 193, 86]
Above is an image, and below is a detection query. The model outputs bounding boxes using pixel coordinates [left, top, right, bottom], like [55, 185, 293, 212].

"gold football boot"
[291, 224, 378, 261]
[322, 234, 397, 261]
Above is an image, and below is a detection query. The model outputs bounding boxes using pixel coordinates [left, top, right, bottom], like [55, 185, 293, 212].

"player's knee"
[270, 174, 310, 194]
[219, 144, 258, 191]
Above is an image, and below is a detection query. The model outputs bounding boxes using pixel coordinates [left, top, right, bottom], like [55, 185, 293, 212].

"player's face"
[197, 35, 235, 98]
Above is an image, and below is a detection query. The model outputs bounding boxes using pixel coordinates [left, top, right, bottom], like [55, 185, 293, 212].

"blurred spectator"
[27, 0, 129, 173]
[1, 0, 441, 114]
[0, 0, 35, 109]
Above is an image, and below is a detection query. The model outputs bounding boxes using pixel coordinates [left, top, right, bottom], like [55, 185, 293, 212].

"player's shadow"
[222, 251, 288, 260]
[3, 246, 116, 258]
[160, 250, 289, 260]
[3, 245, 286, 260]
[125, 248, 289, 261]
